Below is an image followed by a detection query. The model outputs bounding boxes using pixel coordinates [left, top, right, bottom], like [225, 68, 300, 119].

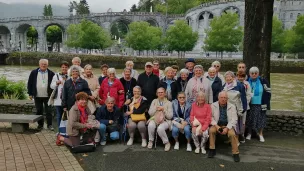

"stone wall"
[0, 100, 36, 114]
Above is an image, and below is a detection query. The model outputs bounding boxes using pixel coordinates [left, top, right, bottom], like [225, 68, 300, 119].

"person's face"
[180, 73, 188, 81]
[238, 64, 246, 72]
[225, 75, 234, 84]
[133, 88, 141, 98]
[77, 99, 87, 107]
[186, 62, 195, 71]
[208, 70, 216, 78]
[126, 64, 133, 69]
[219, 94, 228, 105]
[196, 95, 206, 105]
[153, 63, 159, 70]
[72, 70, 79, 79]
[157, 89, 165, 99]
[172, 69, 177, 76]
[101, 67, 108, 76]
[250, 72, 259, 79]
[237, 75, 245, 83]
[61, 65, 68, 74]
[39, 62, 48, 71]
[85, 67, 92, 76]
[109, 73, 115, 80]
[106, 101, 114, 110]
[166, 70, 174, 79]
[124, 69, 131, 78]
[177, 94, 186, 104]
[194, 68, 203, 77]
[213, 64, 220, 72]
[145, 65, 153, 73]
[73, 60, 81, 66]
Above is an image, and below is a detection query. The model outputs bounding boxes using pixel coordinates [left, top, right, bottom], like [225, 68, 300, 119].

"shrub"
[0, 76, 27, 100]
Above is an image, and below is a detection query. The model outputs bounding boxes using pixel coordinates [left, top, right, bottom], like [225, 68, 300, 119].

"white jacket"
[185, 76, 212, 103]
[211, 102, 238, 130]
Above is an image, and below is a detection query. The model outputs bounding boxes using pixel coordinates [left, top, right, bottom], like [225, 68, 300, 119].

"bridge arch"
[145, 18, 159, 27]
[43, 23, 66, 52]
[15, 23, 39, 51]
[110, 18, 132, 40]
[0, 25, 11, 51]
[197, 11, 214, 34]
[221, 6, 241, 16]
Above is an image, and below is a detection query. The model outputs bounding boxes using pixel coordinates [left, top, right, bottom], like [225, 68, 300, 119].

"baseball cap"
[185, 58, 196, 64]
[145, 62, 153, 67]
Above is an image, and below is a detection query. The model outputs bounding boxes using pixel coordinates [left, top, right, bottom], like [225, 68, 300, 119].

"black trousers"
[34, 97, 52, 127]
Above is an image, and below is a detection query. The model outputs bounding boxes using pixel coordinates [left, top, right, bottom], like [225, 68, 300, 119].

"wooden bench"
[0, 114, 43, 133]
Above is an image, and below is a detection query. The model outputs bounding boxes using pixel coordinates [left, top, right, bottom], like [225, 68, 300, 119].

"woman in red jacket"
[190, 91, 212, 154]
[99, 68, 125, 108]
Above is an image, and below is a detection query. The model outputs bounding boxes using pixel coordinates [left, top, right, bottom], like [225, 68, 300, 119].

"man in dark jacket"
[96, 97, 123, 145]
[137, 62, 160, 105]
[27, 59, 55, 130]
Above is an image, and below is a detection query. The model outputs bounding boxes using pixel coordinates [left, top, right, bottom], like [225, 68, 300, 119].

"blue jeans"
[99, 123, 120, 142]
[55, 106, 63, 127]
[172, 125, 191, 140]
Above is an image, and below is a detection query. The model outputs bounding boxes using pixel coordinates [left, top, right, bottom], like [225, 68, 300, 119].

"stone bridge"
[0, 12, 183, 52]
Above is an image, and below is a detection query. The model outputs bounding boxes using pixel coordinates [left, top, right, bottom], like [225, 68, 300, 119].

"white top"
[50, 73, 67, 106]
[36, 71, 48, 97]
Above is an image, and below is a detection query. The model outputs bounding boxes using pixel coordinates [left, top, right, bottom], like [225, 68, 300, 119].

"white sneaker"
[246, 134, 251, 140]
[164, 143, 171, 151]
[201, 147, 206, 154]
[141, 139, 147, 147]
[100, 141, 106, 146]
[195, 148, 200, 154]
[147, 141, 153, 149]
[174, 142, 179, 150]
[127, 138, 134, 146]
[186, 143, 192, 152]
[259, 135, 265, 142]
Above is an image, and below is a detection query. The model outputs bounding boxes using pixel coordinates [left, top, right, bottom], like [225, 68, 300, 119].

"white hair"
[84, 64, 92, 70]
[180, 68, 189, 75]
[164, 67, 174, 74]
[39, 59, 48, 65]
[212, 61, 221, 67]
[72, 57, 81, 63]
[208, 67, 216, 72]
[107, 68, 116, 75]
[105, 97, 115, 104]
[70, 65, 81, 74]
[194, 65, 204, 71]
[196, 91, 206, 101]
[125, 61, 134, 66]
[224, 71, 235, 78]
[133, 86, 142, 92]
[218, 91, 228, 98]
[249, 67, 259, 74]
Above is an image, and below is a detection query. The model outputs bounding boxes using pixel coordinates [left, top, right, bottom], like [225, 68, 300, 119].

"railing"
[186, 0, 244, 14]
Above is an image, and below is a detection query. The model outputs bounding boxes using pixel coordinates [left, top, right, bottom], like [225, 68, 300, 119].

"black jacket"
[27, 68, 55, 97]
[119, 77, 137, 100]
[209, 76, 223, 103]
[96, 105, 123, 132]
[137, 72, 159, 104]
[61, 77, 92, 110]
[158, 77, 178, 101]
[98, 76, 107, 85]
[176, 77, 188, 93]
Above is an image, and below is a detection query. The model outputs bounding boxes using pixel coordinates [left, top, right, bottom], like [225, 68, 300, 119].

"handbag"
[154, 111, 165, 125]
[107, 122, 119, 133]
[131, 113, 146, 122]
[59, 111, 69, 138]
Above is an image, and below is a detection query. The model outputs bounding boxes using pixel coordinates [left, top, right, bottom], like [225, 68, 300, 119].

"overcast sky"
[0, 0, 139, 12]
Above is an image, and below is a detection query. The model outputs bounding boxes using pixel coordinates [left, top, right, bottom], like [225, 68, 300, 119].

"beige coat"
[67, 104, 92, 136]
[83, 74, 100, 98]
[211, 102, 238, 130]
[148, 98, 173, 128]
[185, 76, 212, 103]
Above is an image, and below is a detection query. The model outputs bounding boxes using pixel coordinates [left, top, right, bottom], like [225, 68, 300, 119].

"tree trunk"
[243, 0, 274, 82]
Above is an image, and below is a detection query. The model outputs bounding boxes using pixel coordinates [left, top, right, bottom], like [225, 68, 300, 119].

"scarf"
[248, 76, 261, 96]
[180, 80, 187, 92]
[165, 78, 173, 100]
[207, 76, 216, 82]
[78, 103, 88, 133]
[225, 81, 235, 90]
[129, 96, 143, 111]
[153, 69, 160, 77]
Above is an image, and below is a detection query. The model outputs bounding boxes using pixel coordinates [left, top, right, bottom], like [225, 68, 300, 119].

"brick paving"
[0, 122, 84, 171]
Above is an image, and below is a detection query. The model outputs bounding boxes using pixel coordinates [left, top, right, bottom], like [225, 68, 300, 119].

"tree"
[43, 4, 53, 16]
[204, 12, 243, 58]
[69, 0, 90, 15]
[130, 4, 138, 12]
[292, 15, 304, 54]
[43, 5, 48, 16]
[165, 20, 198, 57]
[147, 26, 163, 54]
[110, 22, 128, 39]
[271, 16, 284, 53]
[46, 26, 62, 52]
[66, 24, 82, 49]
[26, 26, 38, 50]
[243, 0, 274, 82]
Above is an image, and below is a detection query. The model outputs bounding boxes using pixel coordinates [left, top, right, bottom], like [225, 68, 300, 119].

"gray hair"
[124, 68, 132, 73]
[177, 91, 186, 96]
[164, 67, 174, 74]
[249, 67, 259, 74]
[179, 69, 189, 75]
[125, 61, 134, 66]
[133, 86, 142, 92]
[208, 67, 216, 72]
[224, 71, 235, 78]
[218, 91, 228, 98]
[70, 65, 81, 74]
[72, 57, 81, 63]
[39, 59, 48, 65]
[84, 64, 92, 70]
[107, 68, 116, 75]
[194, 65, 204, 71]
[212, 61, 221, 67]
[196, 91, 206, 100]
[105, 97, 115, 104]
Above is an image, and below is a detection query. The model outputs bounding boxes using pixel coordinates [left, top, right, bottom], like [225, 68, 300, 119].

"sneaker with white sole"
[141, 139, 147, 147]
[246, 134, 251, 140]
[201, 147, 206, 154]
[259, 135, 265, 142]
[195, 148, 200, 154]
[164, 143, 171, 151]
[100, 141, 106, 146]
[186, 143, 192, 152]
[127, 138, 134, 146]
[174, 142, 179, 150]
[147, 141, 153, 149]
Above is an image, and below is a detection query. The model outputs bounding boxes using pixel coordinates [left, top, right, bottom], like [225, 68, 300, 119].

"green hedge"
[6, 52, 304, 73]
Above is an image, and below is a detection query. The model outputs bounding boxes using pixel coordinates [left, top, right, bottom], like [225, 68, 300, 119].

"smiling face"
[166, 70, 174, 79]
[153, 63, 160, 70]
[238, 63, 246, 72]
[39, 61, 48, 71]
[109, 73, 116, 80]
[85, 67, 92, 76]
[145, 65, 153, 73]
[106, 101, 115, 111]
[180, 73, 188, 81]
[177, 93, 186, 104]
[196, 94, 206, 105]
[250, 72, 259, 79]
[124, 69, 131, 78]
[72, 69, 80, 79]
[77, 98, 87, 107]
[61, 65, 68, 75]
[208, 69, 216, 78]
[225, 74, 234, 84]
[101, 67, 108, 76]
[186, 62, 195, 71]
[72, 60, 81, 66]
[194, 68, 203, 77]
[157, 88, 165, 99]
[133, 87, 141, 99]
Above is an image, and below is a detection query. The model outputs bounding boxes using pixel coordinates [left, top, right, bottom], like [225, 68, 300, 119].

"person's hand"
[222, 128, 229, 135]
[56, 80, 62, 85]
[118, 90, 124, 94]
[63, 108, 67, 111]
[109, 120, 114, 124]
[89, 96, 95, 101]
[124, 99, 131, 105]
[157, 106, 164, 111]
[126, 111, 132, 115]
[199, 129, 204, 135]
[85, 123, 92, 129]
[29, 96, 33, 100]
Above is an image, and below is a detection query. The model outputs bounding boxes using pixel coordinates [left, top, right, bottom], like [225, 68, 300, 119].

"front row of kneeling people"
[57, 88, 242, 162]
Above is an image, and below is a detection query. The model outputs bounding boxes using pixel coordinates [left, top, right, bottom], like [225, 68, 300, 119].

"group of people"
[27, 57, 271, 162]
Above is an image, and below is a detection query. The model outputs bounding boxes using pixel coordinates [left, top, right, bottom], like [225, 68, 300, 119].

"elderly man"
[27, 59, 55, 130]
[208, 91, 240, 162]
[185, 58, 196, 80]
[137, 62, 160, 105]
[96, 97, 123, 146]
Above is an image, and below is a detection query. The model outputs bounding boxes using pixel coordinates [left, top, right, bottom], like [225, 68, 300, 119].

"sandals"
[56, 135, 64, 146]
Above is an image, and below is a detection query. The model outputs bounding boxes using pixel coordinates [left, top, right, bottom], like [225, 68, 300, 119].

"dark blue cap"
[185, 58, 196, 64]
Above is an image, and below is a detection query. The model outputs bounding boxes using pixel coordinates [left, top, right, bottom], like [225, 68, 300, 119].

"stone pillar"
[9, 29, 17, 51]
[204, 12, 210, 30]
[37, 27, 46, 52]
[62, 31, 68, 53]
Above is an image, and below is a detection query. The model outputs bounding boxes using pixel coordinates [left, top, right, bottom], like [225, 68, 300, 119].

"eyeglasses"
[214, 65, 220, 68]
[157, 92, 164, 94]
[238, 66, 245, 69]
[146, 66, 152, 68]
[250, 72, 258, 75]
[178, 97, 186, 99]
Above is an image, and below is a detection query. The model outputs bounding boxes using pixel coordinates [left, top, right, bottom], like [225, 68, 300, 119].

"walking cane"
[154, 124, 158, 150]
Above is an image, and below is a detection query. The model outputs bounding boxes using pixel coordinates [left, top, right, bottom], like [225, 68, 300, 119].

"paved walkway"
[0, 122, 84, 171]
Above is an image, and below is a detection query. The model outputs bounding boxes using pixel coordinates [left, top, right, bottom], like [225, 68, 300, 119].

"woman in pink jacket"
[99, 68, 125, 108]
[190, 91, 212, 154]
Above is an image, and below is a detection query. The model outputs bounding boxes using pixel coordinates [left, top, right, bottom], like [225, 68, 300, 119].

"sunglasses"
[214, 65, 220, 68]
[178, 97, 186, 99]
[238, 66, 245, 68]
[250, 72, 258, 75]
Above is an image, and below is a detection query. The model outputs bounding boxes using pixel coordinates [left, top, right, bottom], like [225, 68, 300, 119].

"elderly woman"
[122, 61, 139, 80]
[152, 60, 164, 79]
[56, 92, 97, 147]
[190, 91, 212, 154]
[222, 71, 247, 138]
[205, 67, 223, 104]
[172, 92, 192, 151]
[211, 61, 225, 84]
[124, 86, 149, 147]
[246, 67, 271, 143]
[83, 64, 100, 113]
[147, 87, 173, 151]
[96, 97, 123, 145]
[185, 65, 211, 103]
[120, 68, 137, 101]
[99, 68, 125, 108]
[158, 67, 178, 101]
[98, 64, 109, 85]
[62, 66, 91, 111]
[171, 65, 179, 80]
[176, 69, 189, 92]
[68, 57, 84, 77]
